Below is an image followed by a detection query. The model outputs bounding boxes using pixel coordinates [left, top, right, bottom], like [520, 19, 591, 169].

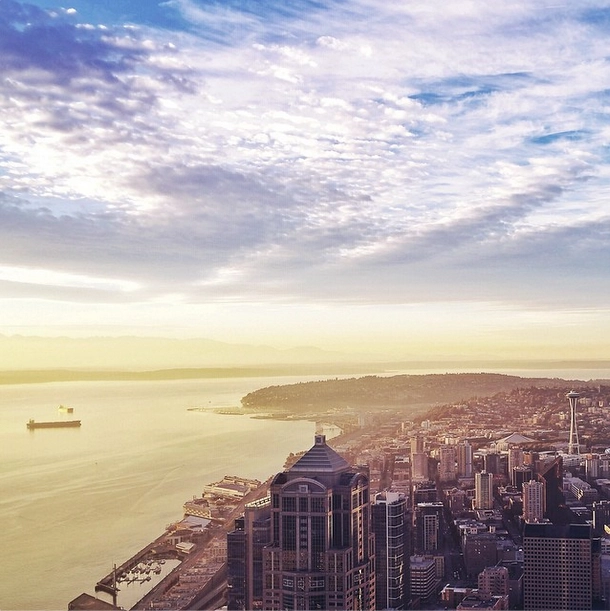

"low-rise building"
[457, 591, 508, 610]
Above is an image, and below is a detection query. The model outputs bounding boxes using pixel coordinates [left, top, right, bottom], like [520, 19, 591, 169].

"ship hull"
[27, 420, 81, 429]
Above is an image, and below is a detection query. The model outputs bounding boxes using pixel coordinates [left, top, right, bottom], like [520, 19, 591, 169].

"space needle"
[566, 390, 581, 455]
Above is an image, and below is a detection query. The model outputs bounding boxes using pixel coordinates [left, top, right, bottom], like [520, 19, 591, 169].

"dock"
[94, 531, 177, 604]
[90, 476, 269, 610]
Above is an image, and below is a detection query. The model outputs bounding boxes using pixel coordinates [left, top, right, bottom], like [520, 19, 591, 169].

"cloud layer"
[1, 0, 610, 342]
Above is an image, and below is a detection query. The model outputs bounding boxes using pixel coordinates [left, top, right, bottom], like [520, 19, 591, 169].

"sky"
[1, 0, 610, 361]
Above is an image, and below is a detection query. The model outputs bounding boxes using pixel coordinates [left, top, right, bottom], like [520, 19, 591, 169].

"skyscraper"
[585, 453, 601, 479]
[522, 480, 545, 523]
[475, 471, 494, 510]
[507, 447, 524, 474]
[511, 465, 533, 490]
[413, 502, 443, 554]
[535, 456, 565, 522]
[410, 435, 424, 457]
[438, 445, 457, 482]
[523, 522, 596, 610]
[456, 441, 473, 478]
[483, 453, 501, 476]
[371, 491, 410, 610]
[411, 453, 428, 481]
[227, 496, 272, 610]
[227, 516, 247, 610]
[262, 434, 375, 610]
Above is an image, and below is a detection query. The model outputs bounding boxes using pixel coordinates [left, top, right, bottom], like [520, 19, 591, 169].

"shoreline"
[1, 361, 610, 386]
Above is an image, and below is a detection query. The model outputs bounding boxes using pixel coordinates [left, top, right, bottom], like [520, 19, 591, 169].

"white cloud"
[0, 265, 140, 292]
[0, 0, 609, 318]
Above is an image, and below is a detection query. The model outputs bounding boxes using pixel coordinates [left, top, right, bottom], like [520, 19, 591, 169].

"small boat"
[58, 405, 74, 413]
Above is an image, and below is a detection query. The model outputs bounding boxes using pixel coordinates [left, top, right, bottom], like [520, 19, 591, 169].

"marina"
[91, 473, 267, 609]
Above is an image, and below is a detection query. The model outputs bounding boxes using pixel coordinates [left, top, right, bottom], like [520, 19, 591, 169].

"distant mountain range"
[1, 334, 609, 377]
[0, 334, 356, 371]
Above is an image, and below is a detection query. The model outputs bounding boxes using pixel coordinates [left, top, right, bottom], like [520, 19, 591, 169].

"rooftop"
[68, 593, 120, 611]
[497, 432, 535, 445]
[289, 434, 351, 474]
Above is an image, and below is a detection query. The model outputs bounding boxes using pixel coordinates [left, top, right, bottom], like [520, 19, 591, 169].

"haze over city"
[2, 1, 610, 363]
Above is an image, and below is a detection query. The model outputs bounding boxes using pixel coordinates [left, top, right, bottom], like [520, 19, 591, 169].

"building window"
[283, 515, 297, 550]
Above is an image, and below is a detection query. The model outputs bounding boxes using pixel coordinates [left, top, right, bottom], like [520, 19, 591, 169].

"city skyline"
[2, 1, 610, 361]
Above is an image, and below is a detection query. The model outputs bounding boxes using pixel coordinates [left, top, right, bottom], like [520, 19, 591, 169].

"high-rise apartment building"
[261, 434, 375, 610]
[456, 441, 473, 478]
[371, 491, 410, 610]
[411, 453, 428, 481]
[586, 453, 601, 478]
[438, 445, 457, 482]
[511, 465, 533, 489]
[475, 471, 494, 510]
[507, 447, 524, 474]
[523, 522, 597, 610]
[522, 480, 545, 523]
[483, 453, 501, 476]
[414, 502, 443, 554]
[410, 435, 424, 457]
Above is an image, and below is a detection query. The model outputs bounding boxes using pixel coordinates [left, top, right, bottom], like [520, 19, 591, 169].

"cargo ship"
[27, 419, 81, 430]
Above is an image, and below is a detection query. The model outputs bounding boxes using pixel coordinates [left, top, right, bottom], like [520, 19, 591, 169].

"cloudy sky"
[1, 0, 609, 360]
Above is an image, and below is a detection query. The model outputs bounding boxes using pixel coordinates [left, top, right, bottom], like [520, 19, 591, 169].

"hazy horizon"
[3, 333, 610, 372]
[2, 2, 610, 361]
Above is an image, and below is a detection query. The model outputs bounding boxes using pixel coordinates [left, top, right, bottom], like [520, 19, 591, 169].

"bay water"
[0, 376, 323, 610]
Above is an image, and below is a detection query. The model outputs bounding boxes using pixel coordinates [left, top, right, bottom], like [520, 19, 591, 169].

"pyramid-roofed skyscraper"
[262, 434, 376, 610]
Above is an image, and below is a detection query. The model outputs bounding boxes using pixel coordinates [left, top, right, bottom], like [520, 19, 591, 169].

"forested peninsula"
[240, 372, 597, 413]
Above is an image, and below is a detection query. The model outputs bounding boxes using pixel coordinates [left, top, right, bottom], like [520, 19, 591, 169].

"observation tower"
[566, 390, 581, 455]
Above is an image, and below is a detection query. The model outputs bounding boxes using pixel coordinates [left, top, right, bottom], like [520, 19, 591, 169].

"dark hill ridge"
[0, 364, 382, 385]
[240, 373, 593, 412]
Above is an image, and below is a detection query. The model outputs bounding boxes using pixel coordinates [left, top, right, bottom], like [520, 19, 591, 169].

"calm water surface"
[0, 376, 325, 610]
